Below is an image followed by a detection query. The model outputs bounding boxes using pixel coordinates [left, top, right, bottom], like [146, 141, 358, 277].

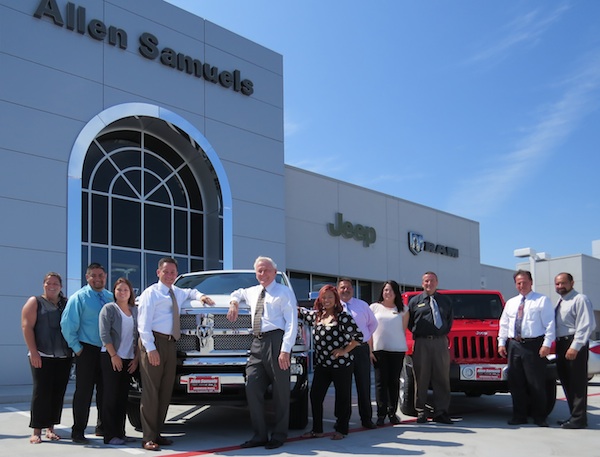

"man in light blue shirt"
[61, 263, 113, 444]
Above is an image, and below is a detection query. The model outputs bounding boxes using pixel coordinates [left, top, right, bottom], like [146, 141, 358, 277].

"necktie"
[169, 289, 180, 340]
[253, 288, 266, 336]
[555, 298, 562, 317]
[430, 297, 442, 329]
[514, 295, 525, 340]
[97, 292, 107, 306]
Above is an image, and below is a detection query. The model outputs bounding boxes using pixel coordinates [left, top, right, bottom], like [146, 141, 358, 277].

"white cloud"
[447, 52, 600, 218]
[467, 4, 570, 66]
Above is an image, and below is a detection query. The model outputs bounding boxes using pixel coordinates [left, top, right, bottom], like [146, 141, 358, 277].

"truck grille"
[176, 312, 253, 353]
[452, 335, 499, 360]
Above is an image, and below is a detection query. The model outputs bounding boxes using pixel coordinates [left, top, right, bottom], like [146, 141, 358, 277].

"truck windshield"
[446, 294, 503, 320]
[175, 272, 287, 295]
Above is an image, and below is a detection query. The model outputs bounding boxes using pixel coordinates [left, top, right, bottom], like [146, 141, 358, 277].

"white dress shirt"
[230, 281, 298, 353]
[137, 281, 204, 352]
[498, 291, 555, 348]
[555, 289, 596, 351]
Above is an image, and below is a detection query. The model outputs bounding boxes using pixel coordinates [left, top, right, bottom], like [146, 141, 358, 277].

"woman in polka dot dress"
[299, 284, 363, 440]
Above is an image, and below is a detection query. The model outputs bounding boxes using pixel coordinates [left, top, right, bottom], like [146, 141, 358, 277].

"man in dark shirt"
[407, 271, 453, 424]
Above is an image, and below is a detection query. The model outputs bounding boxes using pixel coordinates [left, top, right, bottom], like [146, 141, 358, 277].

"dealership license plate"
[475, 367, 502, 380]
[186, 376, 221, 393]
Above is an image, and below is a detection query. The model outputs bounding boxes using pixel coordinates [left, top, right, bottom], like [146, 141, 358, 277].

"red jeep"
[399, 290, 557, 416]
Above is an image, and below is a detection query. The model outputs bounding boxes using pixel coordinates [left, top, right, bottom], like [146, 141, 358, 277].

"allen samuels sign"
[33, 0, 255, 96]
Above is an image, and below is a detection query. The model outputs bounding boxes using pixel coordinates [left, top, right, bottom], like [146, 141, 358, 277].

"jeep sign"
[327, 213, 376, 247]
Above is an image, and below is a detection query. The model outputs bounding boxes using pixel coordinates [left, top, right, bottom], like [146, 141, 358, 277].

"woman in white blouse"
[370, 280, 409, 426]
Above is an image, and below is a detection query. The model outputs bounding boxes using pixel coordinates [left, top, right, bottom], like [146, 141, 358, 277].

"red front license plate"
[186, 376, 221, 393]
[475, 367, 502, 380]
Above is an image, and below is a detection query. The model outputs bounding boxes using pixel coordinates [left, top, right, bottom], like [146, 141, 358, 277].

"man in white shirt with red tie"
[137, 257, 213, 451]
[498, 269, 555, 427]
[227, 256, 297, 450]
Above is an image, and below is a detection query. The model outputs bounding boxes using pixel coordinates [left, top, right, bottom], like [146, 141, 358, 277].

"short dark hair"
[158, 257, 178, 269]
[555, 272, 574, 282]
[337, 277, 353, 286]
[513, 269, 532, 282]
[86, 263, 106, 274]
[423, 271, 438, 279]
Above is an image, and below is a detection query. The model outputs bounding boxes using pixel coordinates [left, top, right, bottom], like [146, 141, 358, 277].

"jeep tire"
[399, 356, 418, 417]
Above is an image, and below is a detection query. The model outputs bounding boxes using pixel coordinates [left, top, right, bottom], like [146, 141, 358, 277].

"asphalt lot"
[1, 376, 599, 457]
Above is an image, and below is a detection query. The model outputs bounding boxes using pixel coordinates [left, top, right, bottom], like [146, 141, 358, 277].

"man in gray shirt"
[554, 272, 596, 429]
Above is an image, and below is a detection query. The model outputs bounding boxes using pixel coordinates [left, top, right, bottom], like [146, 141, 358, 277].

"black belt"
[556, 335, 574, 342]
[254, 329, 283, 339]
[511, 335, 544, 343]
[153, 331, 177, 342]
[416, 335, 445, 340]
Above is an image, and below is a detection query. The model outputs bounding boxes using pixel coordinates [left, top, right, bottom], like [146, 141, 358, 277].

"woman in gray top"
[99, 277, 139, 445]
[21, 272, 72, 444]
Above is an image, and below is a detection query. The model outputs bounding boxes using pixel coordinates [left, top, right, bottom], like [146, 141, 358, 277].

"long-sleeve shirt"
[498, 291, 555, 348]
[137, 281, 204, 352]
[555, 289, 596, 351]
[61, 284, 113, 353]
[342, 297, 378, 342]
[230, 281, 298, 353]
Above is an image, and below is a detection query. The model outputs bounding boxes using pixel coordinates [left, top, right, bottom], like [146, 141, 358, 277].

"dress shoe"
[154, 436, 173, 446]
[561, 421, 586, 429]
[142, 441, 160, 451]
[376, 416, 385, 426]
[389, 414, 401, 425]
[240, 440, 267, 448]
[433, 413, 453, 424]
[71, 434, 89, 444]
[95, 427, 104, 437]
[361, 420, 377, 429]
[416, 412, 428, 423]
[534, 420, 549, 427]
[265, 439, 284, 449]
[507, 418, 527, 425]
[556, 418, 570, 426]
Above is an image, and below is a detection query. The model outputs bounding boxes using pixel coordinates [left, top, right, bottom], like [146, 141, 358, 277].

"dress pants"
[100, 352, 132, 443]
[310, 364, 353, 435]
[245, 329, 289, 443]
[556, 337, 589, 426]
[349, 343, 373, 422]
[412, 336, 450, 416]
[373, 350, 405, 418]
[72, 342, 103, 436]
[139, 334, 177, 442]
[507, 337, 547, 421]
[29, 356, 72, 429]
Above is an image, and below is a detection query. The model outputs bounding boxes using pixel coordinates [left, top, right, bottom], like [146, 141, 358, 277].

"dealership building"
[1, 0, 598, 385]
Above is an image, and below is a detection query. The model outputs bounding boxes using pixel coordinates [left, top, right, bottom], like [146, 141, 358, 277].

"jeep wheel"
[289, 388, 309, 429]
[399, 356, 417, 417]
[126, 398, 142, 430]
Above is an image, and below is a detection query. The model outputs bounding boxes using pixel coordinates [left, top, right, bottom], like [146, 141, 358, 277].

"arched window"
[77, 115, 224, 293]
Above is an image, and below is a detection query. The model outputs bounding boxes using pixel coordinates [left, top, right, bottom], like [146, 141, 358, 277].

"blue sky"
[165, 0, 600, 270]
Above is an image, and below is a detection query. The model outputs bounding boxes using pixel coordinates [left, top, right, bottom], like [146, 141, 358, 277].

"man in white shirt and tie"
[498, 269, 555, 427]
[227, 256, 297, 450]
[137, 257, 213, 451]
